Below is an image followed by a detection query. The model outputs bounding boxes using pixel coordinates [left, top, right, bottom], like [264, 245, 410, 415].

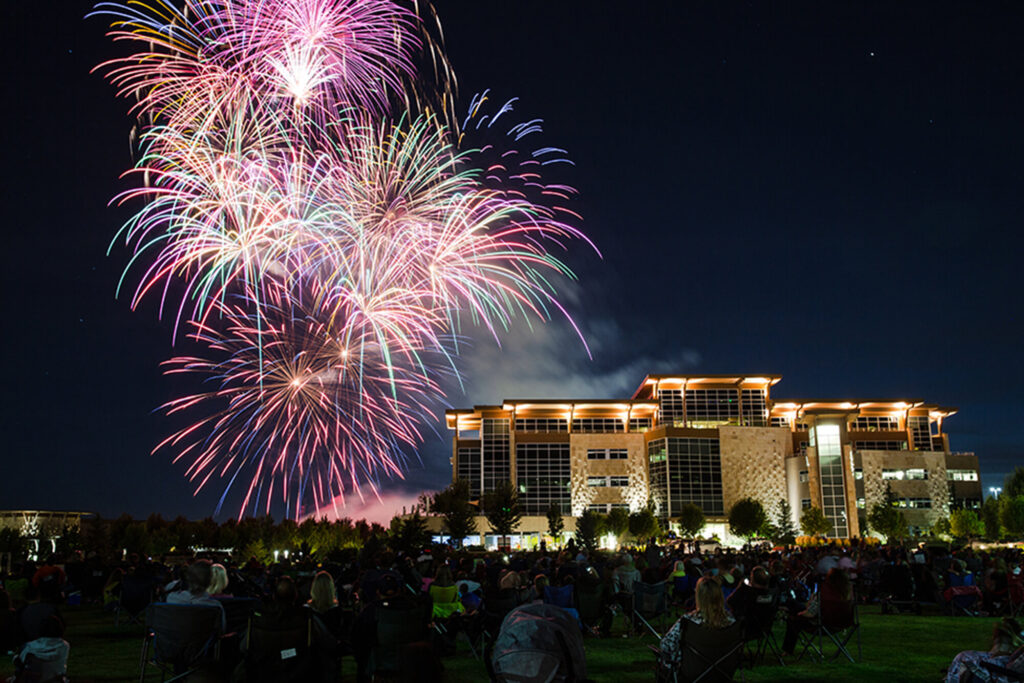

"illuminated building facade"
[445, 374, 982, 541]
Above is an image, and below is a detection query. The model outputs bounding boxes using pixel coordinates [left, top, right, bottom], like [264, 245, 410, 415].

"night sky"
[3, 1, 1022, 520]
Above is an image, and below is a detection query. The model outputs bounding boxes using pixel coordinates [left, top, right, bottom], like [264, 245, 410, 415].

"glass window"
[854, 440, 908, 451]
[572, 418, 624, 433]
[851, 416, 899, 432]
[457, 447, 481, 499]
[608, 476, 629, 487]
[882, 469, 904, 480]
[854, 468, 863, 480]
[799, 471, 808, 483]
[482, 418, 511, 494]
[587, 477, 607, 487]
[647, 437, 723, 517]
[906, 469, 928, 481]
[516, 443, 571, 515]
[814, 424, 848, 537]
[801, 499, 812, 509]
[629, 417, 652, 433]
[587, 448, 628, 460]
[909, 416, 932, 451]
[770, 416, 791, 428]
[947, 469, 979, 482]
[514, 418, 567, 433]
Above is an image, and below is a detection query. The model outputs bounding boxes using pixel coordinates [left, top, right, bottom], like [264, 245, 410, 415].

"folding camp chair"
[797, 598, 861, 664]
[244, 611, 317, 683]
[741, 590, 784, 667]
[944, 585, 983, 617]
[117, 575, 154, 627]
[217, 597, 260, 636]
[372, 600, 432, 678]
[1008, 578, 1024, 617]
[139, 603, 222, 683]
[633, 582, 670, 638]
[576, 585, 605, 634]
[652, 619, 745, 683]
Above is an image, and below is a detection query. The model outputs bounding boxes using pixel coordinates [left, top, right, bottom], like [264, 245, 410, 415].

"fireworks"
[92, 0, 593, 517]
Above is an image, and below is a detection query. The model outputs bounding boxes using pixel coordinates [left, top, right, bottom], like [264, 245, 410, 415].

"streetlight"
[989, 487, 1002, 499]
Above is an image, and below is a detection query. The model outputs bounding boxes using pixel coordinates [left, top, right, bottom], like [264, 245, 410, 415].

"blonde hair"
[694, 577, 730, 629]
[208, 564, 228, 596]
[309, 571, 338, 613]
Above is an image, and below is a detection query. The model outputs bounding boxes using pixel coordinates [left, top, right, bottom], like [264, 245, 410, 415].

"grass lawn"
[0, 604, 990, 682]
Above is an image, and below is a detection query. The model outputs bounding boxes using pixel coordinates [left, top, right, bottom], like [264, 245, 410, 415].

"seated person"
[352, 574, 430, 683]
[726, 566, 773, 622]
[18, 586, 63, 644]
[428, 567, 464, 620]
[659, 577, 735, 669]
[945, 618, 1023, 683]
[782, 567, 852, 655]
[167, 559, 226, 632]
[208, 563, 231, 599]
[12, 615, 69, 682]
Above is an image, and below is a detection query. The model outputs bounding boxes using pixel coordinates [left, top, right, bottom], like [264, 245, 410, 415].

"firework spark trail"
[92, 0, 595, 517]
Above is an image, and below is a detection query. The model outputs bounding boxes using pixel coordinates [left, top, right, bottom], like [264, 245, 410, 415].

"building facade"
[445, 374, 982, 542]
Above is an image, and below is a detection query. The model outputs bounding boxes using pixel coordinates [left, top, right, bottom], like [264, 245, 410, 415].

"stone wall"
[718, 426, 791, 514]
[568, 433, 647, 514]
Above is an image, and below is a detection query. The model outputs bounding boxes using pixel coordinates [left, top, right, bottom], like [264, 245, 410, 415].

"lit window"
[856, 498, 865, 509]
[801, 499, 812, 509]
[854, 468, 863, 480]
[882, 469, 904, 480]
[608, 476, 629, 487]
[799, 471, 808, 483]
[587, 477, 607, 487]
[906, 469, 928, 481]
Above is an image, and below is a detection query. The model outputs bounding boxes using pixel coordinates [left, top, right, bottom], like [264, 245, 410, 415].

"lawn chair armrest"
[980, 660, 1024, 681]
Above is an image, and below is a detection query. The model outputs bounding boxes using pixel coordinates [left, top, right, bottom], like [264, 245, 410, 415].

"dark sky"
[3, 1, 1022, 520]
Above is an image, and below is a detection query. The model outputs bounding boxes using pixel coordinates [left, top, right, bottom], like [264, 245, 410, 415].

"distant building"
[444, 374, 982, 546]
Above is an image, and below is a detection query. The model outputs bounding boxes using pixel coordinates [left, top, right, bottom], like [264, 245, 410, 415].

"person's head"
[534, 574, 550, 592]
[499, 570, 521, 591]
[750, 566, 770, 589]
[274, 575, 298, 605]
[435, 566, 454, 587]
[992, 618, 1024, 653]
[825, 568, 852, 601]
[186, 559, 214, 596]
[208, 564, 228, 596]
[39, 615, 64, 639]
[694, 577, 730, 629]
[309, 571, 337, 613]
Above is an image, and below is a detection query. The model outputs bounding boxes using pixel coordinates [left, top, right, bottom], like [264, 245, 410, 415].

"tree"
[628, 508, 660, 541]
[389, 512, 430, 555]
[432, 479, 478, 548]
[868, 502, 907, 541]
[606, 508, 630, 541]
[728, 498, 767, 542]
[770, 499, 798, 546]
[575, 510, 604, 554]
[546, 504, 565, 543]
[1005, 467, 1024, 499]
[800, 506, 832, 537]
[982, 497, 1003, 540]
[949, 509, 984, 542]
[999, 496, 1024, 539]
[676, 503, 706, 539]
[482, 481, 522, 548]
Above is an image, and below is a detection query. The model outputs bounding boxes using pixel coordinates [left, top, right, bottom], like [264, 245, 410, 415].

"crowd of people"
[0, 537, 1022, 681]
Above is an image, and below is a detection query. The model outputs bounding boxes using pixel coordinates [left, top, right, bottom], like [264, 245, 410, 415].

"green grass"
[0, 604, 990, 682]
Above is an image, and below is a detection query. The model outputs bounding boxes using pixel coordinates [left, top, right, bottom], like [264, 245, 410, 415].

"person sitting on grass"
[659, 577, 735, 669]
[945, 617, 1023, 683]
